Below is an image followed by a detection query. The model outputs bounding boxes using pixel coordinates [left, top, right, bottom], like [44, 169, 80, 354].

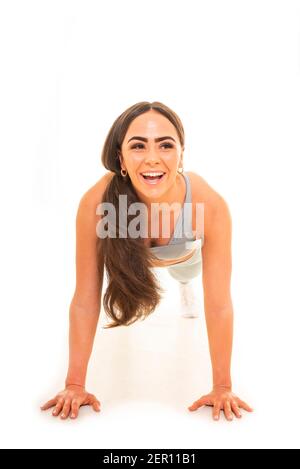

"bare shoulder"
[78, 170, 115, 210]
[75, 170, 115, 241]
[186, 171, 218, 202]
[186, 171, 231, 238]
[187, 170, 230, 208]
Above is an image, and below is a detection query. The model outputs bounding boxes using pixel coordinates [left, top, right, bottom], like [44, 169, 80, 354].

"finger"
[40, 399, 56, 411]
[188, 399, 205, 411]
[224, 400, 233, 421]
[231, 401, 242, 419]
[60, 399, 72, 419]
[212, 401, 221, 421]
[70, 400, 80, 419]
[52, 397, 64, 417]
[237, 399, 253, 412]
[87, 394, 101, 412]
[92, 399, 101, 412]
[188, 397, 211, 411]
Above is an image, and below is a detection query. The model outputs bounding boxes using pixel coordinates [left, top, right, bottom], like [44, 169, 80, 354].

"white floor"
[2, 265, 299, 449]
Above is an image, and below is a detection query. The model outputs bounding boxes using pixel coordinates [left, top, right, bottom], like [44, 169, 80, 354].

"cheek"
[131, 154, 145, 165]
[123, 154, 143, 171]
[161, 153, 180, 166]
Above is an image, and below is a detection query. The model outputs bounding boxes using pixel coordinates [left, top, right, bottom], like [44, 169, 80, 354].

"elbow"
[204, 299, 233, 317]
[70, 297, 101, 316]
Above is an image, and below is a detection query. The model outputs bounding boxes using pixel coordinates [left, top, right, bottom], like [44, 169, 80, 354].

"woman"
[40, 101, 253, 421]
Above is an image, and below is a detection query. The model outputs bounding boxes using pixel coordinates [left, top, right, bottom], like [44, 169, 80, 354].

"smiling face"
[118, 110, 184, 202]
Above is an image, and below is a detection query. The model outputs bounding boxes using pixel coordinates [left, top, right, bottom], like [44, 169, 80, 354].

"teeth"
[141, 172, 164, 177]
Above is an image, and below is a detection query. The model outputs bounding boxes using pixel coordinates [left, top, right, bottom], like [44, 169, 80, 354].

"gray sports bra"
[149, 172, 203, 260]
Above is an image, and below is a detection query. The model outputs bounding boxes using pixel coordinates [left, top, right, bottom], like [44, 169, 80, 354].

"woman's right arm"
[40, 172, 114, 419]
[65, 186, 105, 389]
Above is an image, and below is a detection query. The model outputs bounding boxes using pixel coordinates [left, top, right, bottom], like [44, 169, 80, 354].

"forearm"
[65, 303, 100, 387]
[204, 304, 233, 389]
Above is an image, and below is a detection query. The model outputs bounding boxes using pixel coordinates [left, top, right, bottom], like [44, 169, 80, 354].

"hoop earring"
[121, 168, 128, 177]
[177, 166, 184, 174]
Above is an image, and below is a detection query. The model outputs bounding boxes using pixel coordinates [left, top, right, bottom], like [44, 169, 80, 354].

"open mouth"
[140, 172, 166, 185]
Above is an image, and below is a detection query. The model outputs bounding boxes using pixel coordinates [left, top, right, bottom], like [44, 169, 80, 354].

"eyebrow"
[127, 136, 176, 144]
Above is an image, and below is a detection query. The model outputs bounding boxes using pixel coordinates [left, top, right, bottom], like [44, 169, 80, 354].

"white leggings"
[166, 245, 202, 284]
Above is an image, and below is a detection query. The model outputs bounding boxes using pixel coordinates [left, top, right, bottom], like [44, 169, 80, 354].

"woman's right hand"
[40, 384, 101, 419]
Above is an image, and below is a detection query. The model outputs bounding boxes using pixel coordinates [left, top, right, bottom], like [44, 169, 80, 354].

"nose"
[144, 151, 161, 165]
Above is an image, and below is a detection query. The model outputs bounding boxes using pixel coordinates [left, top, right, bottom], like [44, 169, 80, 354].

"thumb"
[188, 401, 200, 411]
[188, 396, 210, 411]
[91, 399, 101, 412]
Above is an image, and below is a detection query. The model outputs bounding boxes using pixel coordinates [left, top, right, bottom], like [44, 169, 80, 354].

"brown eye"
[130, 142, 173, 150]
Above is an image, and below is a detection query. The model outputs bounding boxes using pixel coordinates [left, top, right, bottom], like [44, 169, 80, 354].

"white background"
[1, 0, 300, 449]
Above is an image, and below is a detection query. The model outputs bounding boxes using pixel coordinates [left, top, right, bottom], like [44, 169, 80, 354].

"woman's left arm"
[188, 194, 253, 421]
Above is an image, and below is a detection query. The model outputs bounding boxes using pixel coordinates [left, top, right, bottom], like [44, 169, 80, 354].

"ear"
[117, 151, 125, 170]
[180, 148, 184, 165]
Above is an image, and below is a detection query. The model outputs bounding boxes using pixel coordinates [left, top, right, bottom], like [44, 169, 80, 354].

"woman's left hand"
[188, 386, 253, 421]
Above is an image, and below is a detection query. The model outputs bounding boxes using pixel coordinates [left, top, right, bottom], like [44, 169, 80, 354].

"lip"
[138, 172, 167, 186]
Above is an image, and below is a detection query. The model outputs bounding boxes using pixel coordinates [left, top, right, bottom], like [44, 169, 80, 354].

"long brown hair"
[97, 101, 185, 328]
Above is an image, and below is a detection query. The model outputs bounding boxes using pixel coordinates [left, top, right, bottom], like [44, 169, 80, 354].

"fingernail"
[71, 413, 75, 418]
[61, 414, 65, 418]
